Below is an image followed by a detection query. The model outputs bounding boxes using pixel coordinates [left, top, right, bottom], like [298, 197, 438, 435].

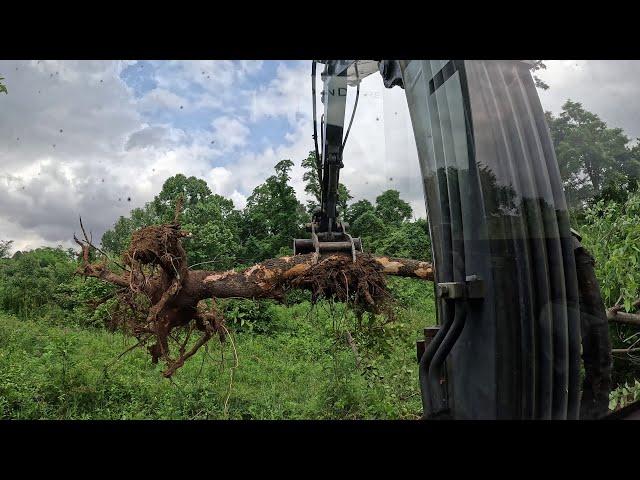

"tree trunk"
[186, 253, 433, 302]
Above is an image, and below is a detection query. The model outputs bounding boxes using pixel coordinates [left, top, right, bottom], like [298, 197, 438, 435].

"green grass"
[0, 278, 436, 419]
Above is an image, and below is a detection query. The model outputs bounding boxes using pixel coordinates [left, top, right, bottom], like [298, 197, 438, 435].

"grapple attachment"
[293, 221, 362, 262]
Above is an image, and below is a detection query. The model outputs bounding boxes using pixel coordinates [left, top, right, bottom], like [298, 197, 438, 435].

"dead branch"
[607, 310, 640, 327]
[74, 234, 130, 288]
[612, 348, 640, 354]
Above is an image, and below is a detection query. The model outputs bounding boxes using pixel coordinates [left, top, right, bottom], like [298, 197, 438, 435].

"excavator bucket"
[401, 60, 583, 419]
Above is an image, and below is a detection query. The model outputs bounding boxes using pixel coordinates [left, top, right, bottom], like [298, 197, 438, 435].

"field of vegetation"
[0, 278, 434, 419]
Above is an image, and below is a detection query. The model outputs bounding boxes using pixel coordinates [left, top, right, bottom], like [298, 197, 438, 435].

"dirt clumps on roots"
[125, 223, 189, 273]
[116, 221, 227, 378]
[289, 253, 392, 314]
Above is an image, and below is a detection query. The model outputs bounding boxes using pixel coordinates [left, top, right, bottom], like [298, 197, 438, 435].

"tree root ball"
[289, 254, 391, 313]
[125, 224, 189, 268]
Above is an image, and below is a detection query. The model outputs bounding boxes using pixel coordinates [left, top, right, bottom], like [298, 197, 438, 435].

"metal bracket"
[340, 222, 358, 263]
[436, 275, 485, 300]
[416, 326, 440, 362]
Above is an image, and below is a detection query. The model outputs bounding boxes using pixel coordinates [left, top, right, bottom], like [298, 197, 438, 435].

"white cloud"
[212, 116, 250, 152]
[246, 61, 308, 124]
[0, 60, 229, 252]
[537, 60, 640, 139]
[125, 126, 170, 150]
[138, 87, 188, 112]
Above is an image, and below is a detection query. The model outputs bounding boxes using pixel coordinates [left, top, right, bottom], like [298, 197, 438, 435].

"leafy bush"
[609, 380, 640, 411]
[221, 299, 278, 334]
[0, 247, 77, 320]
[580, 192, 640, 311]
[579, 191, 640, 389]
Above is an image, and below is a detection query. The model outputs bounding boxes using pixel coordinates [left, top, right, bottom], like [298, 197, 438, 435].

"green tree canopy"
[181, 194, 242, 269]
[242, 159, 307, 262]
[101, 174, 243, 268]
[345, 199, 375, 226]
[374, 189, 413, 226]
[547, 100, 640, 209]
[345, 190, 430, 261]
[153, 174, 212, 222]
[580, 191, 640, 312]
[374, 218, 431, 262]
[351, 210, 386, 242]
[301, 151, 352, 218]
[0, 247, 76, 317]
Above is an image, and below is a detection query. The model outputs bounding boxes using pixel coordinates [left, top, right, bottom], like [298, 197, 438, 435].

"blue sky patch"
[119, 60, 308, 162]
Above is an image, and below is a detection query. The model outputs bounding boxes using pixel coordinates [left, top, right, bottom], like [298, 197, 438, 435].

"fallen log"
[188, 252, 433, 302]
[607, 310, 640, 327]
[607, 299, 640, 327]
[74, 217, 433, 377]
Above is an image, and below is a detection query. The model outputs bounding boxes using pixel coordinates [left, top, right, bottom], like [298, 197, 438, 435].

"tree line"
[99, 153, 432, 270]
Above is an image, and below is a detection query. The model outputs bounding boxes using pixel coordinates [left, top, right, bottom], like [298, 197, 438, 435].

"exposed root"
[289, 253, 392, 315]
[125, 223, 190, 279]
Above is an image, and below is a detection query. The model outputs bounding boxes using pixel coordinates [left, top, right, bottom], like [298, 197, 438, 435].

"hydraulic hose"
[311, 61, 322, 187]
[419, 301, 453, 416]
[426, 300, 469, 417]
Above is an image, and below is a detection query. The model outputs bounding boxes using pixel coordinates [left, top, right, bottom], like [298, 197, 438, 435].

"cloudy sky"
[1, 60, 640, 253]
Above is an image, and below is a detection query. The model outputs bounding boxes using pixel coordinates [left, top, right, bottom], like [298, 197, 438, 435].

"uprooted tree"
[74, 199, 433, 378]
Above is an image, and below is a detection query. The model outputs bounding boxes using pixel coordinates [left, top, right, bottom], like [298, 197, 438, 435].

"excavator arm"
[294, 60, 400, 256]
[294, 60, 362, 257]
